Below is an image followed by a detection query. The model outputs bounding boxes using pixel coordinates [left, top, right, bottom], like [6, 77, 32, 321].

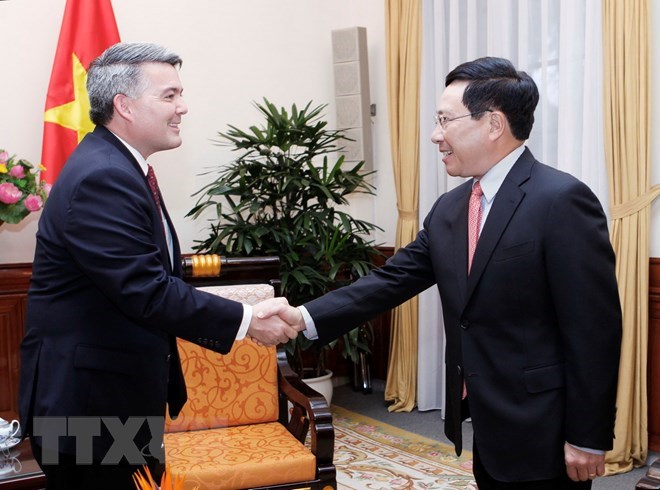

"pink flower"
[24, 194, 43, 212]
[9, 165, 25, 179]
[0, 151, 8, 164]
[43, 182, 52, 197]
[0, 183, 22, 204]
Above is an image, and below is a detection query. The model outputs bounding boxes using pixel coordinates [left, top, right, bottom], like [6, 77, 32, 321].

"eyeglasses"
[434, 110, 492, 130]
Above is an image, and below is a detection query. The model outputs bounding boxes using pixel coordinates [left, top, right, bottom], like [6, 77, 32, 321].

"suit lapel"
[94, 126, 177, 273]
[449, 182, 472, 303]
[465, 150, 534, 300]
[160, 201, 182, 275]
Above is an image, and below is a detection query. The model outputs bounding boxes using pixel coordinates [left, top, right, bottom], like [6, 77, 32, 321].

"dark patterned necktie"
[146, 164, 169, 242]
[146, 165, 162, 211]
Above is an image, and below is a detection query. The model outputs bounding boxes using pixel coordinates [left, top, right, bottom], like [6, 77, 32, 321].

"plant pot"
[302, 369, 333, 405]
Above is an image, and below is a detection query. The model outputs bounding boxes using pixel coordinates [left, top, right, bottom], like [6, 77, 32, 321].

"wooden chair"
[164, 278, 336, 490]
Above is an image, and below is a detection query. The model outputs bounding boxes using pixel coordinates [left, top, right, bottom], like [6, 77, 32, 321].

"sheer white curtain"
[418, 0, 607, 413]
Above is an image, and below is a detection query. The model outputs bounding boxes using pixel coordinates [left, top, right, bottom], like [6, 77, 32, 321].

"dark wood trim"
[0, 264, 31, 421]
[649, 258, 660, 452]
[0, 263, 32, 294]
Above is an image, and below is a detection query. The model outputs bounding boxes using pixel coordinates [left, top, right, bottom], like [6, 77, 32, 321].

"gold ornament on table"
[0, 149, 50, 225]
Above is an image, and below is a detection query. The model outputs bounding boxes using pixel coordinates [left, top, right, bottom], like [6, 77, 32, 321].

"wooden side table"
[0, 439, 45, 490]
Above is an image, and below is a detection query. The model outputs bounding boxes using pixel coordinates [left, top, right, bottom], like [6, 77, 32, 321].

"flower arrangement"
[0, 149, 50, 224]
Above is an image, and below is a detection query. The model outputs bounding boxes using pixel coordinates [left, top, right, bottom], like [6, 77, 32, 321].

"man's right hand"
[256, 300, 305, 331]
[247, 298, 301, 346]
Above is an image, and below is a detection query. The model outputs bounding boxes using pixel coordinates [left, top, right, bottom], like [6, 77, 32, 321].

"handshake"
[246, 297, 306, 346]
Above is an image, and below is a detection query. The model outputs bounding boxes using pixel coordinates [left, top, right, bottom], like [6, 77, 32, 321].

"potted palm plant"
[187, 98, 381, 395]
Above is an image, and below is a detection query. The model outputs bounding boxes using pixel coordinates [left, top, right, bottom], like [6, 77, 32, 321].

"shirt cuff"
[235, 304, 252, 341]
[298, 306, 318, 340]
[567, 443, 605, 455]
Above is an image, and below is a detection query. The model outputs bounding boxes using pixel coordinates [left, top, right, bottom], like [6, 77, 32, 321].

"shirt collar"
[108, 131, 149, 176]
[476, 144, 525, 203]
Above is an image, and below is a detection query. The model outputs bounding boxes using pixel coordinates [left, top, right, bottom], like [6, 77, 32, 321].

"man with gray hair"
[19, 42, 298, 489]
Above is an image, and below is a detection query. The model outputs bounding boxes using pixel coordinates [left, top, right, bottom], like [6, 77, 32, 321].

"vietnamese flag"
[41, 0, 120, 184]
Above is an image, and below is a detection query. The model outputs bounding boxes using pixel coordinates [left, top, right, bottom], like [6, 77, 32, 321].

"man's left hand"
[564, 442, 605, 481]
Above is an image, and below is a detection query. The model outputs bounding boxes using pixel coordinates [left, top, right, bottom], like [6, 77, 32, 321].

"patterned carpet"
[332, 406, 476, 489]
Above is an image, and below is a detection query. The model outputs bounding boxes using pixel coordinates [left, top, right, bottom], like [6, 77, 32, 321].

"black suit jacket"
[19, 126, 244, 461]
[305, 148, 622, 481]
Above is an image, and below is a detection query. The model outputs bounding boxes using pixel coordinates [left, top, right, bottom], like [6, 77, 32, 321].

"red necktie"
[146, 165, 162, 211]
[464, 180, 483, 400]
[467, 181, 483, 274]
[146, 165, 168, 240]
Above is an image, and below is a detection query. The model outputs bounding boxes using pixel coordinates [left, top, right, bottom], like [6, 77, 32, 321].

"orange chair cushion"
[166, 284, 279, 432]
[164, 422, 316, 489]
[166, 339, 278, 432]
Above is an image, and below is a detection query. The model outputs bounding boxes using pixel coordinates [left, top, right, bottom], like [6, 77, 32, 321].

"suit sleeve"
[543, 179, 622, 450]
[61, 163, 243, 353]
[305, 222, 438, 346]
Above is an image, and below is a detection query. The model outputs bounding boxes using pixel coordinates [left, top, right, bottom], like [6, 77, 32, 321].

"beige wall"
[1, 0, 658, 263]
[0, 0, 395, 263]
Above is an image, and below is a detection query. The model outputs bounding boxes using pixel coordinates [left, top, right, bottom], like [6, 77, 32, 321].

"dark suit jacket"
[19, 126, 244, 462]
[305, 148, 622, 482]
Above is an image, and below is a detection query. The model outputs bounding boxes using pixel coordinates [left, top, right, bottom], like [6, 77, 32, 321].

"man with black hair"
[268, 57, 622, 489]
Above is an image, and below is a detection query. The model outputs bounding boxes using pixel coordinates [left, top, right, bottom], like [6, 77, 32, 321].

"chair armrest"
[276, 347, 334, 466]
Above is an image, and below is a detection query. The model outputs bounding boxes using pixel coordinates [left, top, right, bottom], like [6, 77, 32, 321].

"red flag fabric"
[41, 0, 120, 184]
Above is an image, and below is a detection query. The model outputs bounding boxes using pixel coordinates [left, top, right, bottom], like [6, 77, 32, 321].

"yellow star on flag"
[40, 0, 119, 184]
[44, 52, 95, 143]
